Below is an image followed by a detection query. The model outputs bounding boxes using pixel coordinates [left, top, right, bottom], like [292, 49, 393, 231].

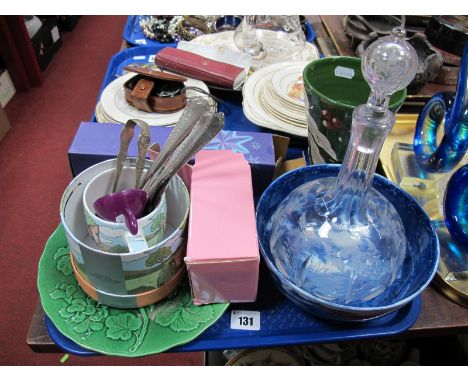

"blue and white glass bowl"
[256, 165, 440, 321]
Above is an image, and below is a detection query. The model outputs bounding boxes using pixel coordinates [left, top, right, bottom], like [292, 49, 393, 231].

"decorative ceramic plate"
[267, 83, 305, 114]
[99, 72, 211, 126]
[259, 92, 307, 127]
[249, 63, 307, 126]
[242, 62, 308, 137]
[260, 85, 307, 125]
[242, 101, 266, 126]
[271, 66, 306, 107]
[250, 63, 302, 128]
[95, 101, 120, 124]
[37, 225, 229, 357]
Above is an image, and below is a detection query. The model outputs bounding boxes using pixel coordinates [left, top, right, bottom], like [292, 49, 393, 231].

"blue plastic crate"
[123, 15, 316, 47]
[123, 16, 178, 48]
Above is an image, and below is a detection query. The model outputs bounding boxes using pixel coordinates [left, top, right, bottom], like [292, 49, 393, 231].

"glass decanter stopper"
[269, 28, 418, 305]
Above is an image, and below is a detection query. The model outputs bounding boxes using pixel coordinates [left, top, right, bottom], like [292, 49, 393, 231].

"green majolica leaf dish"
[37, 225, 229, 357]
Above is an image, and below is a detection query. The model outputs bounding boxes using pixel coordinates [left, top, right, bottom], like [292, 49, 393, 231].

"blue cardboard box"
[68, 122, 276, 197]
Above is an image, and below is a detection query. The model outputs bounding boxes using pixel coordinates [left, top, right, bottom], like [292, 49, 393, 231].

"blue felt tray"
[123, 15, 316, 47]
[92, 45, 308, 160]
[45, 263, 421, 355]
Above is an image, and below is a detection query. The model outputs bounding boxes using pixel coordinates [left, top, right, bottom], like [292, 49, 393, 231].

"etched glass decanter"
[269, 27, 418, 305]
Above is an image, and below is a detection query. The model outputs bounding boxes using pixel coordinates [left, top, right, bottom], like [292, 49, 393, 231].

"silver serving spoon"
[142, 113, 214, 198]
[132, 119, 151, 188]
[113, 120, 136, 192]
[145, 112, 225, 202]
[112, 119, 151, 192]
[141, 97, 211, 189]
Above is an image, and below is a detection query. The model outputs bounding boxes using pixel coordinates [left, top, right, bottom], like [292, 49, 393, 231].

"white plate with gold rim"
[243, 61, 309, 137]
[261, 83, 307, 122]
[267, 83, 306, 114]
[271, 65, 306, 107]
[260, 96, 307, 128]
[259, 89, 307, 127]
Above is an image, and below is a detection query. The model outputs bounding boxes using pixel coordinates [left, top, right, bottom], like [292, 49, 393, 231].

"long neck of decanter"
[318, 103, 395, 223]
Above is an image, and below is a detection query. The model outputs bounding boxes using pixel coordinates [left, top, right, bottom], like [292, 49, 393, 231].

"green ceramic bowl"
[303, 56, 407, 163]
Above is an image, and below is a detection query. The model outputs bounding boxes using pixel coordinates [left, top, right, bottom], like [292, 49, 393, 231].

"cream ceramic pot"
[60, 158, 190, 305]
[82, 166, 167, 253]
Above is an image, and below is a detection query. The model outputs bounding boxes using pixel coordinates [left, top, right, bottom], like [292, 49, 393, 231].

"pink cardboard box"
[185, 150, 260, 305]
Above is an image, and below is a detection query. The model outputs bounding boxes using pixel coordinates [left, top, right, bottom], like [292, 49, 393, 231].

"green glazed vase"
[303, 57, 407, 163]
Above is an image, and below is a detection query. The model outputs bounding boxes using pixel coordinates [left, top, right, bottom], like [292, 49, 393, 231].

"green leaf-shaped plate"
[37, 225, 229, 357]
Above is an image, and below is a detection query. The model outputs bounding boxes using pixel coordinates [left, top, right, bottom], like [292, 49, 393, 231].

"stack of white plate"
[95, 72, 212, 126]
[243, 61, 312, 138]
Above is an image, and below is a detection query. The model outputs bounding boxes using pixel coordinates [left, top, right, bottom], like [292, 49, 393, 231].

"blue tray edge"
[175, 296, 422, 352]
[44, 296, 421, 356]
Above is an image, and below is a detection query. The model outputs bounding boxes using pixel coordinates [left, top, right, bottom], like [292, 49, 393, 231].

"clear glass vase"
[233, 15, 306, 68]
[269, 28, 418, 305]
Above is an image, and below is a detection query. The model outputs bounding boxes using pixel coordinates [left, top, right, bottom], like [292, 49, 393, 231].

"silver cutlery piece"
[145, 112, 225, 202]
[141, 97, 211, 188]
[113, 120, 136, 192]
[132, 119, 151, 189]
[143, 113, 214, 197]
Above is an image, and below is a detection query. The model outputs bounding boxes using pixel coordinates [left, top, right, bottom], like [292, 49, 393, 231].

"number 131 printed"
[230, 310, 261, 331]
